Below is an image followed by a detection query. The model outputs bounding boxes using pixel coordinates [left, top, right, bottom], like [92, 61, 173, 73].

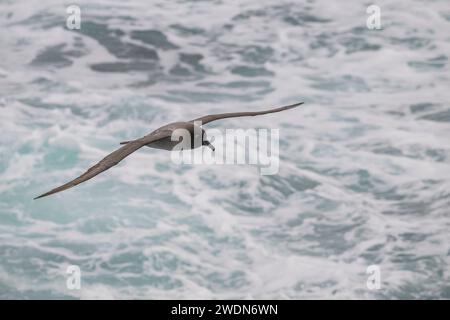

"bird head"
[201, 130, 215, 152]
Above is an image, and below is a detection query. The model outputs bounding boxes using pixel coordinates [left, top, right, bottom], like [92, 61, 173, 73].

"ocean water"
[0, 0, 450, 299]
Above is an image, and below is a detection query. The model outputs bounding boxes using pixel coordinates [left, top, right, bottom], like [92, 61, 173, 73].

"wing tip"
[33, 192, 50, 200]
[276, 101, 304, 112]
[288, 101, 304, 108]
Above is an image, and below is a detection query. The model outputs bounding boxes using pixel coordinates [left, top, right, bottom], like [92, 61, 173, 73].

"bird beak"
[203, 140, 215, 152]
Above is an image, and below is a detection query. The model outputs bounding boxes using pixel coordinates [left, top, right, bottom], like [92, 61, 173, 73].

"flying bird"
[34, 101, 303, 199]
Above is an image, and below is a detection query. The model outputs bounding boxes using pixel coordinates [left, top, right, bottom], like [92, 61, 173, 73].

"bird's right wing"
[34, 130, 171, 200]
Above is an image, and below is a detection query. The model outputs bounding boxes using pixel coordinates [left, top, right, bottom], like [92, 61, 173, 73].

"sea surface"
[0, 0, 449, 299]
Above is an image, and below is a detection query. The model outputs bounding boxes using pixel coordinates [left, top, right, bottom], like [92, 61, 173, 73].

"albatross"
[34, 101, 303, 199]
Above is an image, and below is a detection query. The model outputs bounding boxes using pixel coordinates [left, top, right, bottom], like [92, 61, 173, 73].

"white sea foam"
[0, 0, 449, 299]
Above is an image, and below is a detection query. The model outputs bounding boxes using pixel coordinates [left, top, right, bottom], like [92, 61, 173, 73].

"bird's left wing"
[34, 130, 171, 199]
[190, 101, 304, 125]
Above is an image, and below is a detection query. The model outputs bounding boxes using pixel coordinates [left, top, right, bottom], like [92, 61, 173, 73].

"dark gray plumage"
[34, 101, 303, 199]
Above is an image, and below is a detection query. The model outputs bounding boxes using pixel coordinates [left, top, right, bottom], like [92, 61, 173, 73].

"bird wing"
[190, 101, 304, 125]
[34, 130, 171, 200]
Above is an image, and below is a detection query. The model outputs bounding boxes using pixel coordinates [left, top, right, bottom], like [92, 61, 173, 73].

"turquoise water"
[0, 0, 449, 299]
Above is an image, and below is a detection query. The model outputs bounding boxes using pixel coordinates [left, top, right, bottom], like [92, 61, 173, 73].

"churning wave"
[0, 0, 449, 299]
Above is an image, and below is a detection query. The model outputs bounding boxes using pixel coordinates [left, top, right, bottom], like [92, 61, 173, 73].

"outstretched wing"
[34, 130, 171, 199]
[191, 101, 304, 125]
